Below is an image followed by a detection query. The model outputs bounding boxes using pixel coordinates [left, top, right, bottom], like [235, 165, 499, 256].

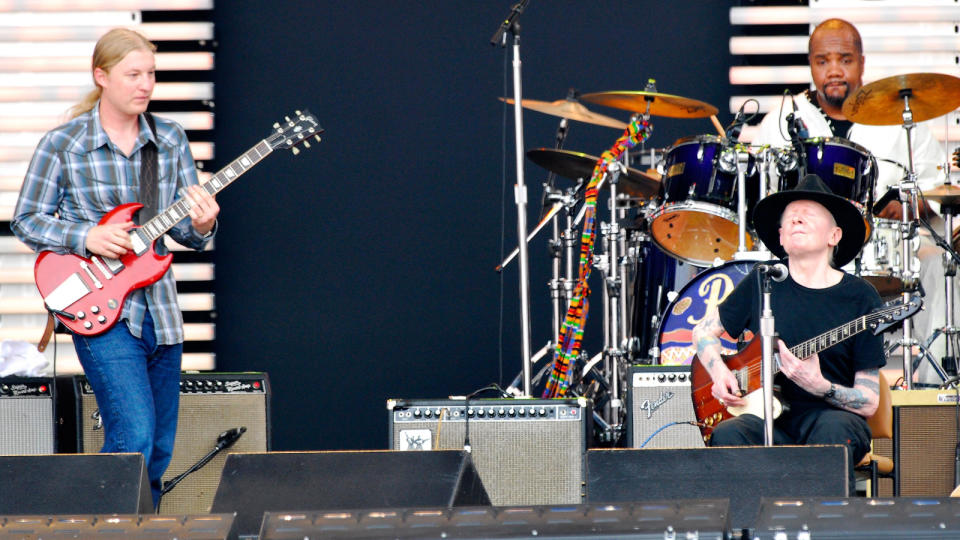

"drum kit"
[501, 72, 960, 438]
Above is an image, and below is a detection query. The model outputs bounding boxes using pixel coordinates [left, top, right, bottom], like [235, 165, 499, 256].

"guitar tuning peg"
[284, 116, 291, 123]
[295, 110, 302, 116]
[302, 141, 311, 149]
[314, 135, 321, 143]
[291, 147, 300, 155]
[273, 122, 280, 129]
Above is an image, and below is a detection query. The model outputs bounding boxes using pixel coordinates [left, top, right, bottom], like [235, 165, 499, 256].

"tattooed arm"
[692, 306, 746, 407]
[823, 368, 880, 418]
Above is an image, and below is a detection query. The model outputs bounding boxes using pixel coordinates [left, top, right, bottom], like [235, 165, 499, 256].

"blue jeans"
[73, 310, 182, 507]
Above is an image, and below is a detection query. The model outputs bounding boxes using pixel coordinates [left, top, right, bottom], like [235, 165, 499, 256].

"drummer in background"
[753, 18, 949, 385]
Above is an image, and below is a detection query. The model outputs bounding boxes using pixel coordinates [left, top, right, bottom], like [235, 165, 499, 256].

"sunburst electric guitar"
[34, 110, 322, 336]
[690, 294, 921, 440]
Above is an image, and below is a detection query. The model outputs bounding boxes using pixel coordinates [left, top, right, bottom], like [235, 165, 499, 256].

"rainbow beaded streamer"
[543, 117, 651, 398]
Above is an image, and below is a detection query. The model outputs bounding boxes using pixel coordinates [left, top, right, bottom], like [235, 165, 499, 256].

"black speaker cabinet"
[586, 445, 848, 532]
[211, 450, 490, 540]
[754, 497, 960, 539]
[627, 365, 704, 448]
[0, 453, 152, 515]
[258, 500, 730, 540]
[388, 398, 591, 505]
[0, 513, 237, 540]
[58, 373, 270, 515]
[872, 389, 960, 497]
[0, 377, 54, 454]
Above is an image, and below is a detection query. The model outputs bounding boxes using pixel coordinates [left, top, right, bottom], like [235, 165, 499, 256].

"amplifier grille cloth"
[392, 419, 582, 506]
[0, 398, 53, 454]
[81, 392, 267, 514]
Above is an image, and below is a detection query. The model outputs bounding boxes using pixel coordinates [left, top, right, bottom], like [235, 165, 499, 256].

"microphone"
[790, 96, 808, 138]
[215, 426, 246, 451]
[756, 263, 789, 282]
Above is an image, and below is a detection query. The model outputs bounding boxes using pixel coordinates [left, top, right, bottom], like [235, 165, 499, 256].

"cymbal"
[526, 148, 660, 198]
[579, 90, 719, 118]
[922, 184, 960, 206]
[499, 97, 627, 129]
[843, 73, 960, 125]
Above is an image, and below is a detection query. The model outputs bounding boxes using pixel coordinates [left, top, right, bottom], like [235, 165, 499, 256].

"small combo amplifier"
[872, 389, 960, 496]
[0, 377, 54, 454]
[627, 365, 704, 449]
[58, 372, 270, 515]
[388, 398, 591, 506]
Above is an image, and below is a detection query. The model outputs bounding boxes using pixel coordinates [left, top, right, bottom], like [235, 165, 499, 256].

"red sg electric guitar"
[34, 110, 322, 336]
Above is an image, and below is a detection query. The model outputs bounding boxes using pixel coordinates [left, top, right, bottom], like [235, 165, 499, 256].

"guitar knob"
[97, 315, 106, 324]
[90, 306, 100, 314]
[83, 321, 93, 330]
[76, 311, 85, 319]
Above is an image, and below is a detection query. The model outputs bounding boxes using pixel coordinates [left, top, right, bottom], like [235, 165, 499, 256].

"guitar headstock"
[871, 294, 923, 335]
[268, 109, 324, 154]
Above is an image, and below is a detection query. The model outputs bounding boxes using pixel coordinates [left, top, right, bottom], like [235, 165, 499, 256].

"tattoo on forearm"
[853, 376, 880, 394]
[826, 386, 869, 410]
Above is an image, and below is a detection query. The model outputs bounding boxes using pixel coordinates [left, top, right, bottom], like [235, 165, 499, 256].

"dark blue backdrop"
[211, 1, 733, 451]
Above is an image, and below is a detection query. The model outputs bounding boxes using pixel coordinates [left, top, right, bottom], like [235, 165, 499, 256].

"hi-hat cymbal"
[526, 148, 660, 198]
[499, 97, 627, 129]
[579, 90, 718, 118]
[922, 184, 960, 206]
[843, 73, 960, 125]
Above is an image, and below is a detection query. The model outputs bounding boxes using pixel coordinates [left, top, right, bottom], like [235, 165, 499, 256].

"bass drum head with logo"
[657, 260, 754, 365]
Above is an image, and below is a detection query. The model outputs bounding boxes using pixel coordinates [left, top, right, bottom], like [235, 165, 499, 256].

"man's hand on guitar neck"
[777, 339, 880, 418]
[776, 339, 830, 396]
[86, 221, 134, 258]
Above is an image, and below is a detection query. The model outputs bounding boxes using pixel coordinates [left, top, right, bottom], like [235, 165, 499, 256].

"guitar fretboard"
[784, 304, 901, 368]
[138, 140, 273, 242]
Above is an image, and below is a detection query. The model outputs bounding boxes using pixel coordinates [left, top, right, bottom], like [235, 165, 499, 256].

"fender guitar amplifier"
[628, 365, 704, 449]
[388, 398, 591, 506]
[59, 373, 270, 515]
[872, 389, 960, 496]
[0, 377, 54, 454]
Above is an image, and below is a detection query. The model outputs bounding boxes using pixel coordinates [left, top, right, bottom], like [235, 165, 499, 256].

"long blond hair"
[69, 28, 156, 119]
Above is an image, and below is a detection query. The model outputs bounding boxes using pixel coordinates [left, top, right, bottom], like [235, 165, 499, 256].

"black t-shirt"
[805, 89, 853, 138]
[718, 265, 885, 416]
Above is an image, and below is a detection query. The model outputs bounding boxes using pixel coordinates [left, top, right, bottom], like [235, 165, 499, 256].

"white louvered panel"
[0, 2, 213, 11]
[0, 81, 213, 102]
[0, 51, 213, 71]
[0, 236, 214, 254]
[0, 323, 213, 343]
[0, 109, 213, 131]
[0, 293, 214, 313]
[0, 22, 213, 42]
[731, 3, 960, 25]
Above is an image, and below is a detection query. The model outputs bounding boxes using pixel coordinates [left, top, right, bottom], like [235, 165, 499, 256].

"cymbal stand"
[896, 88, 922, 389]
[598, 160, 627, 430]
[546, 184, 581, 348]
[918, 200, 960, 384]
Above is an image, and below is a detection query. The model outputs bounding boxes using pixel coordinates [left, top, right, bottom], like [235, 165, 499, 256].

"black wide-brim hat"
[751, 173, 866, 268]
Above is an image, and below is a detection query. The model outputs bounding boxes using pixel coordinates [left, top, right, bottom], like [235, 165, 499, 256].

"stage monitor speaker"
[258, 500, 730, 540]
[0, 453, 151, 515]
[60, 373, 270, 515]
[872, 389, 960, 497]
[0, 377, 54, 454]
[627, 365, 704, 448]
[585, 445, 848, 532]
[387, 398, 591, 505]
[0, 513, 236, 540]
[210, 450, 490, 540]
[753, 497, 960, 539]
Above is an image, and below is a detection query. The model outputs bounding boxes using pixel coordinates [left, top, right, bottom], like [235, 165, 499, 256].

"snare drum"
[848, 217, 919, 298]
[777, 137, 876, 238]
[649, 135, 760, 266]
[656, 260, 754, 365]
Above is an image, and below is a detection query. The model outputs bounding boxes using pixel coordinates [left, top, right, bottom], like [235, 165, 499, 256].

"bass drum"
[656, 260, 754, 365]
[629, 233, 701, 361]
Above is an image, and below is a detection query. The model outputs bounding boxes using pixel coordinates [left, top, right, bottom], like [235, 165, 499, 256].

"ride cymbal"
[843, 73, 960, 125]
[499, 97, 627, 129]
[922, 183, 960, 206]
[526, 148, 660, 198]
[579, 90, 718, 118]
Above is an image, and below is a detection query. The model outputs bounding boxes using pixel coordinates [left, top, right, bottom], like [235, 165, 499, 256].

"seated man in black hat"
[692, 174, 885, 495]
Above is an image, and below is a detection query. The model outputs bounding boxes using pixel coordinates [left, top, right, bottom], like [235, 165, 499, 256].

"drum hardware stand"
[916, 201, 960, 384]
[895, 89, 922, 388]
[730, 144, 770, 262]
[492, 0, 534, 396]
[759, 272, 778, 446]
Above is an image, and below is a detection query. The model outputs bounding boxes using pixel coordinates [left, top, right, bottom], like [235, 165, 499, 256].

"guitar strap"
[38, 113, 159, 352]
[138, 112, 159, 223]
